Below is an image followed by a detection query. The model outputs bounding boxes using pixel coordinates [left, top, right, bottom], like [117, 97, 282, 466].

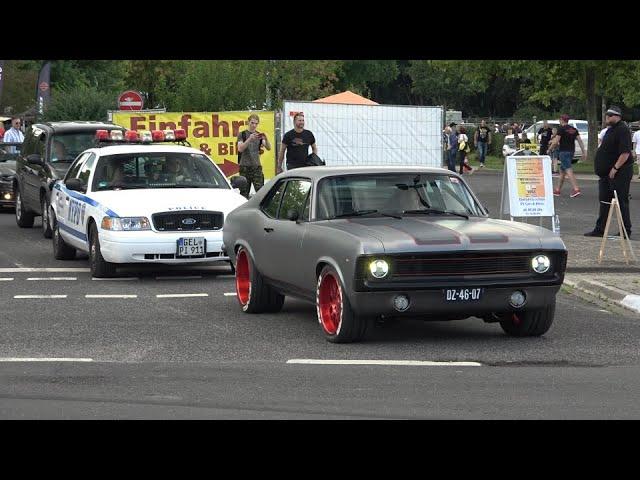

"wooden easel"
[598, 190, 637, 264]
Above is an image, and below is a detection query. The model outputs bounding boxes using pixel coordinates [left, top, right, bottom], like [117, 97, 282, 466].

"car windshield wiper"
[332, 209, 402, 220]
[106, 183, 148, 190]
[403, 208, 469, 220]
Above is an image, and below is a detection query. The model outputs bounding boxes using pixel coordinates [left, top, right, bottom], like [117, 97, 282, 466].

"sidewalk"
[562, 233, 640, 315]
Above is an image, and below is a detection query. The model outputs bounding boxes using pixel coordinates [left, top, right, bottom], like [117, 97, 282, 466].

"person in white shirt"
[633, 128, 640, 178]
[598, 126, 610, 147]
[3, 117, 24, 153]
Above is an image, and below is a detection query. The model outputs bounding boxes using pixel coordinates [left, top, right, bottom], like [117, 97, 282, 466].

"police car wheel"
[89, 223, 116, 278]
[15, 190, 35, 228]
[41, 196, 52, 239]
[52, 214, 76, 260]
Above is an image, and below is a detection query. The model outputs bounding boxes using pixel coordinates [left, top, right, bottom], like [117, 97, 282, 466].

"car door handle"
[264, 227, 274, 233]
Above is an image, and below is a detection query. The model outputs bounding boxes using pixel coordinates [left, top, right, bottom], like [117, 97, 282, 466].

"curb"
[564, 277, 640, 315]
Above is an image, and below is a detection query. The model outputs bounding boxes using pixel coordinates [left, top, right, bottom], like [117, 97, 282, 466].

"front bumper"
[349, 284, 561, 317]
[99, 229, 229, 264]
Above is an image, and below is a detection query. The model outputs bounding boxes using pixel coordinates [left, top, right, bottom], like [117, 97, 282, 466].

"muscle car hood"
[322, 216, 566, 253]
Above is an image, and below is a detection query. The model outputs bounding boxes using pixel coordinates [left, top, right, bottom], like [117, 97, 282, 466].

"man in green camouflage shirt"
[236, 113, 271, 199]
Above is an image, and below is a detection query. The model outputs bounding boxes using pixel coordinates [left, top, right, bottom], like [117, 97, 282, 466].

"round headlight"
[369, 259, 389, 279]
[531, 255, 551, 274]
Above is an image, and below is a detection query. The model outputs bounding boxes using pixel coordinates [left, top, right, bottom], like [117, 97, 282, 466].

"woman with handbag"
[457, 127, 474, 174]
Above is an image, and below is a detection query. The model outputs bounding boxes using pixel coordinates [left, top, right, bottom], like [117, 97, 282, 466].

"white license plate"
[444, 288, 483, 302]
[177, 237, 205, 257]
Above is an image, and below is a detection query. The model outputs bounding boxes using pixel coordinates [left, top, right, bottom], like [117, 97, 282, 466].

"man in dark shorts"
[277, 112, 317, 173]
[550, 114, 585, 198]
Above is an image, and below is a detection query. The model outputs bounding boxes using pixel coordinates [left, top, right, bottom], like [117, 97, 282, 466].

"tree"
[0, 61, 39, 114]
[270, 61, 342, 107]
[42, 84, 117, 122]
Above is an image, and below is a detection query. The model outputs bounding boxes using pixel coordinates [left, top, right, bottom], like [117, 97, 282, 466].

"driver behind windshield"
[51, 140, 70, 162]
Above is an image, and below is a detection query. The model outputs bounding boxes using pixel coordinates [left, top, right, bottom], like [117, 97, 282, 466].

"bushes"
[42, 84, 118, 122]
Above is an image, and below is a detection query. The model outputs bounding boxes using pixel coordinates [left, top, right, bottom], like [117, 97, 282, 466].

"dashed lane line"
[0, 268, 90, 273]
[286, 359, 483, 366]
[0, 358, 94, 362]
[92, 277, 139, 281]
[156, 293, 209, 298]
[13, 295, 68, 299]
[224, 292, 236, 296]
[155, 276, 203, 280]
[0, 278, 14, 281]
[85, 294, 138, 299]
[27, 277, 77, 281]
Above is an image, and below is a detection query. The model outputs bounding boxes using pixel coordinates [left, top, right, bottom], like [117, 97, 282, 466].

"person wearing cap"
[549, 114, 585, 198]
[585, 106, 634, 238]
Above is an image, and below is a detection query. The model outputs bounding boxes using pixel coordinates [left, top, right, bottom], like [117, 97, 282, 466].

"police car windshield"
[92, 152, 230, 191]
[51, 133, 101, 163]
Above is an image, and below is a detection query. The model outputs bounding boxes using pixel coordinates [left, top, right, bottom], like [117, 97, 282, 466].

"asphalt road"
[1, 175, 640, 419]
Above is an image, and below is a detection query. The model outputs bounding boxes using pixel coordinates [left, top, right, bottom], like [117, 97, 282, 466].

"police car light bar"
[95, 129, 188, 144]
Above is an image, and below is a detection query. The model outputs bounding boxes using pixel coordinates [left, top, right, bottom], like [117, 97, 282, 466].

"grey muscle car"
[223, 166, 567, 343]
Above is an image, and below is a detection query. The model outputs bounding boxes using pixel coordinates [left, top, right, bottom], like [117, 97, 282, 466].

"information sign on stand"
[500, 155, 555, 228]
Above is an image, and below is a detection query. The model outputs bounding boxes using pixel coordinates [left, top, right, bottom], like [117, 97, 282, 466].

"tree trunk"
[585, 67, 598, 163]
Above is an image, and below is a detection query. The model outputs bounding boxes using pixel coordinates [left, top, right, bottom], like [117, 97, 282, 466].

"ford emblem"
[181, 218, 197, 225]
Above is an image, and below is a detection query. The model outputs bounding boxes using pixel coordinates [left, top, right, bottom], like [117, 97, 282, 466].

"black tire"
[52, 214, 76, 260]
[41, 194, 52, 239]
[235, 246, 284, 313]
[89, 222, 116, 278]
[499, 301, 555, 337]
[316, 265, 368, 343]
[15, 189, 35, 228]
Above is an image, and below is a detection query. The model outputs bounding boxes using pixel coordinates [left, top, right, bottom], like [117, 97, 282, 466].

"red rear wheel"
[235, 249, 250, 307]
[318, 272, 343, 335]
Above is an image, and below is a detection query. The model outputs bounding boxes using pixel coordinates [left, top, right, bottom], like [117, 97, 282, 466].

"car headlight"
[101, 216, 151, 231]
[531, 254, 551, 274]
[369, 259, 389, 278]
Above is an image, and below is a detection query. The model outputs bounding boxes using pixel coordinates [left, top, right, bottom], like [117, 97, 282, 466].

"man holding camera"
[237, 113, 271, 199]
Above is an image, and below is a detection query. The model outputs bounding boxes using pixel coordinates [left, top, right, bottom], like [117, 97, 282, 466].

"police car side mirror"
[231, 175, 248, 190]
[26, 154, 43, 166]
[286, 209, 300, 222]
[66, 178, 85, 193]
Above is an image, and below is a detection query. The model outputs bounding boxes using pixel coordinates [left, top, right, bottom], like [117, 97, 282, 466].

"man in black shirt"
[277, 112, 317, 173]
[549, 114, 585, 198]
[585, 106, 634, 238]
[537, 121, 553, 156]
[473, 119, 492, 168]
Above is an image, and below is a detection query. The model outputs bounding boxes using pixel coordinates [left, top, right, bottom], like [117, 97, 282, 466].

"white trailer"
[281, 101, 444, 168]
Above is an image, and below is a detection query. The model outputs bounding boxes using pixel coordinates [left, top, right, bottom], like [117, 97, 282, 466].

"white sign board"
[281, 101, 443, 168]
[502, 155, 554, 217]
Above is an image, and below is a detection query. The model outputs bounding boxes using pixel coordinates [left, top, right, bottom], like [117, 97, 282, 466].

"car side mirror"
[26, 154, 44, 166]
[231, 175, 248, 191]
[66, 178, 85, 193]
[286, 209, 300, 222]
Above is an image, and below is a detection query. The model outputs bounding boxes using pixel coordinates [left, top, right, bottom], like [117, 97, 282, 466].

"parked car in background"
[224, 166, 567, 343]
[503, 120, 588, 158]
[0, 143, 21, 209]
[13, 121, 125, 238]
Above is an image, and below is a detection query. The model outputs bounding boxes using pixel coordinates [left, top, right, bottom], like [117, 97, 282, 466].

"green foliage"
[41, 84, 118, 122]
[166, 61, 266, 111]
[0, 61, 39, 114]
[270, 60, 342, 107]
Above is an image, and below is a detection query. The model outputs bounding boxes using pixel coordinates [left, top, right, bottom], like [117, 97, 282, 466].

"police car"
[50, 129, 247, 277]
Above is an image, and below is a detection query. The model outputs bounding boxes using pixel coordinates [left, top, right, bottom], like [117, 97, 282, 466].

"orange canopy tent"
[313, 90, 379, 105]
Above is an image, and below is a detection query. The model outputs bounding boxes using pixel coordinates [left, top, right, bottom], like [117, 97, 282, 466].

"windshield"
[91, 152, 230, 191]
[51, 132, 106, 163]
[316, 173, 485, 220]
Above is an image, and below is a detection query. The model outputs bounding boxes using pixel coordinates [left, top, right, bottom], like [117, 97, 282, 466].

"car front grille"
[152, 211, 223, 231]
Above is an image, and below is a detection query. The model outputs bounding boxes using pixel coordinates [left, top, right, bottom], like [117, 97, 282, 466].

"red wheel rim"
[236, 249, 250, 306]
[318, 272, 342, 335]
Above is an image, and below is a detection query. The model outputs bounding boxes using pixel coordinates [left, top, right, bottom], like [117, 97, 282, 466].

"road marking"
[92, 277, 139, 281]
[0, 268, 90, 273]
[217, 275, 235, 278]
[0, 358, 94, 362]
[0, 278, 14, 281]
[156, 275, 203, 280]
[224, 292, 236, 296]
[286, 359, 483, 366]
[156, 293, 209, 298]
[27, 277, 77, 281]
[13, 295, 68, 299]
[85, 294, 138, 299]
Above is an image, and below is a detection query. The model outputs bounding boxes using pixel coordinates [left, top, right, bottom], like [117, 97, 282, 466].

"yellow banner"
[112, 111, 276, 179]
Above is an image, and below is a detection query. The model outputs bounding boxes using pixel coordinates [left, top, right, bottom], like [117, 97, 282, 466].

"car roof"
[83, 143, 205, 157]
[32, 122, 124, 134]
[279, 165, 455, 180]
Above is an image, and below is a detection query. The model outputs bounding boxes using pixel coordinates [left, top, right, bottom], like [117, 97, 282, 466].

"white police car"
[50, 129, 247, 277]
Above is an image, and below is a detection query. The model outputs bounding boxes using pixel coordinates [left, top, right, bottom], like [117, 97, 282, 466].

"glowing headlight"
[101, 216, 151, 231]
[369, 259, 389, 278]
[531, 255, 551, 274]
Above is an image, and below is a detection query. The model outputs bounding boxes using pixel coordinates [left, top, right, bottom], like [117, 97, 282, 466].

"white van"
[503, 120, 588, 158]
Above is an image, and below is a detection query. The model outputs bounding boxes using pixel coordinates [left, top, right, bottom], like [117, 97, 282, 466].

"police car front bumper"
[99, 229, 230, 264]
